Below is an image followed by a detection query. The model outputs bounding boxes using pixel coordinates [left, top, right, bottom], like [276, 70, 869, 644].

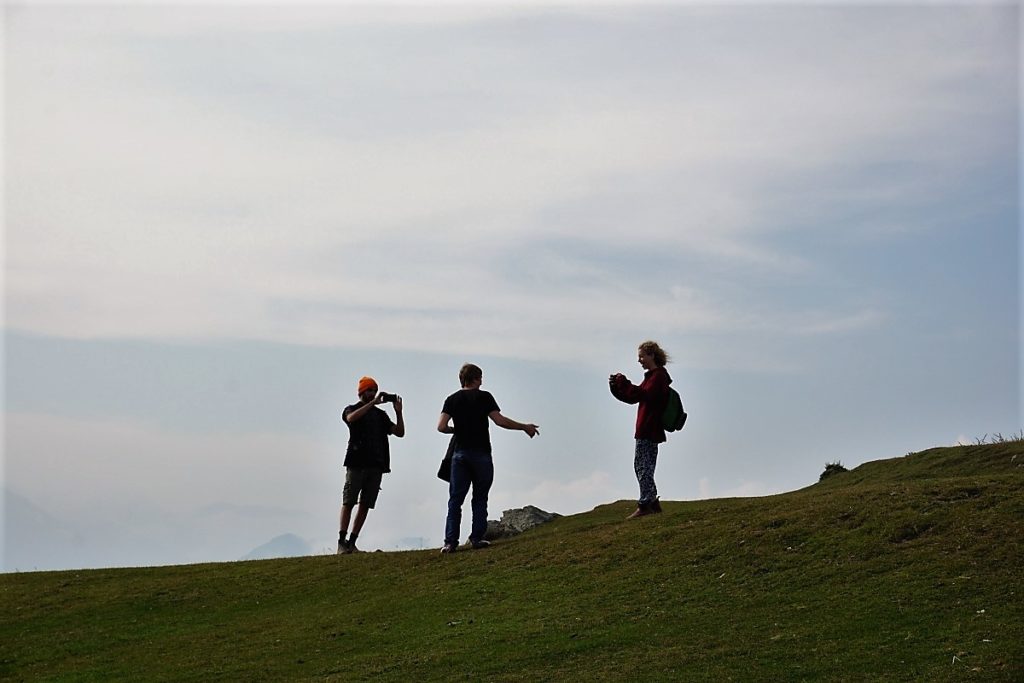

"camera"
[379, 392, 397, 403]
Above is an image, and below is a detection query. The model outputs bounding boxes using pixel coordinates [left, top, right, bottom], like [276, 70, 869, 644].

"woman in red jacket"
[609, 340, 672, 519]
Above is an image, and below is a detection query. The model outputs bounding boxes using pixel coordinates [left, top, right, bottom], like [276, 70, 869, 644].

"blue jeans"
[445, 448, 494, 545]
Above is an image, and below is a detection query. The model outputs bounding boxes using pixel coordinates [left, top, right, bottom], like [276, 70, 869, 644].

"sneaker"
[470, 540, 491, 550]
[440, 543, 458, 554]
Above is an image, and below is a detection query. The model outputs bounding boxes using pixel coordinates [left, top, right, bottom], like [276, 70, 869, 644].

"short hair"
[459, 363, 483, 387]
[638, 340, 669, 367]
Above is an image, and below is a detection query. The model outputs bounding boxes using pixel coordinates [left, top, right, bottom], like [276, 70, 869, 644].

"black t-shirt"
[342, 403, 394, 472]
[442, 389, 500, 454]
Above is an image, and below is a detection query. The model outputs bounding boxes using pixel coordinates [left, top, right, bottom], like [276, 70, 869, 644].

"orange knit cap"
[357, 376, 378, 395]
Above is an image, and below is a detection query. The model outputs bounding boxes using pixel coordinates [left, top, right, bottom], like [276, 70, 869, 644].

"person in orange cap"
[337, 375, 404, 553]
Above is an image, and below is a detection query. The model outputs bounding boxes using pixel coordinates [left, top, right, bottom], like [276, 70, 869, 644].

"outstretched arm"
[489, 411, 540, 438]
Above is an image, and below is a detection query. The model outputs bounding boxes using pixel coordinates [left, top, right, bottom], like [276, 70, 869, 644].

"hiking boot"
[337, 540, 349, 555]
[470, 540, 491, 550]
[650, 498, 663, 514]
[440, 543, 458, 554]
[347, 542, 360, 554]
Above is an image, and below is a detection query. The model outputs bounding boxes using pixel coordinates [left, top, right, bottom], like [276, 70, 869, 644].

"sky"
[2, 1, 1020, 572]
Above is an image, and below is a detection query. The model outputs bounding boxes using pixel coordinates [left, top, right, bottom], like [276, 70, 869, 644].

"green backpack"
[662, 387, 687, 432]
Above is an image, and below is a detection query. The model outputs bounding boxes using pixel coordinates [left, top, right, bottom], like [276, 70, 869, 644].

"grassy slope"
[2, 443, 1022, 682]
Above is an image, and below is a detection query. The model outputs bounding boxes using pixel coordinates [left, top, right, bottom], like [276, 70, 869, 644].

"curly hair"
[638, 340, 670, 367]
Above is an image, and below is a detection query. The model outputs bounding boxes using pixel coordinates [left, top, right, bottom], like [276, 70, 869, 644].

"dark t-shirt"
[442, 389, 500, 454]
[342, 403, 394, 472]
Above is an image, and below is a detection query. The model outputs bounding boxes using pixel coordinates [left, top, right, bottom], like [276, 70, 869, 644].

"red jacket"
[610, 366, 671, 443]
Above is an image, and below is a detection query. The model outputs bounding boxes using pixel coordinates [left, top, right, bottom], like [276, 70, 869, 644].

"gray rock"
[501, 505, 561, 532]
[483, 505, 561, 540]
[483, 520, 512, 541]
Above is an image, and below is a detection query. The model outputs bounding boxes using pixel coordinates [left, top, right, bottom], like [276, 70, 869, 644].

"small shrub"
[973, 430, 1024, 445]
[819, 461, 848, 481]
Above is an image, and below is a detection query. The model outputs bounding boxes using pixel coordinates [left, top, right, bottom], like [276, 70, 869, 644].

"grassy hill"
[3, 442, 1022, 681]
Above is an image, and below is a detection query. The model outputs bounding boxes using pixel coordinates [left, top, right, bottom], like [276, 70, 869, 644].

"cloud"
[697, 477, 778, 500]
[4, 413, 337, 519]
[6, 3, 1015, 370]
[490, 470, 629, 516]
[197, 502, 310, 520]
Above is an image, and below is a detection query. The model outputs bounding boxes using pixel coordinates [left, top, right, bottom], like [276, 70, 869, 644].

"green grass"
[3, 442, 1023, 681]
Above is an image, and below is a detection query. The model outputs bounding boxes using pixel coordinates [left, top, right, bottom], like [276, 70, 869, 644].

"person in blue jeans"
[437, 363, 539, 554]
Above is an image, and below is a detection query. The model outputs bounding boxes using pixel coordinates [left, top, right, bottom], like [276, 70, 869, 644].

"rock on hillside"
[484, 505, 561, 541]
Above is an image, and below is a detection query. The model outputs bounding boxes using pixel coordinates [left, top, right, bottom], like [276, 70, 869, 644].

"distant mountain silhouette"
[240, 533, 312, 561]
[3, 488, 83, 572]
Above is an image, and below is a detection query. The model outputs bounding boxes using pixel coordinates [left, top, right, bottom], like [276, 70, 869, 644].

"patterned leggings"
[634, 439, 659, 505]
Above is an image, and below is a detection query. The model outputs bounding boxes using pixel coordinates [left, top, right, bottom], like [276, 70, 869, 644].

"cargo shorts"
[342, 467, 383, 508]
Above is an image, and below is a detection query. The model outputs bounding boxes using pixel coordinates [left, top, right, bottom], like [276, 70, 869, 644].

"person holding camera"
[338, 375, 404, 553]
[437, 363, 539, 554]
[609, 340, 671, 519]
